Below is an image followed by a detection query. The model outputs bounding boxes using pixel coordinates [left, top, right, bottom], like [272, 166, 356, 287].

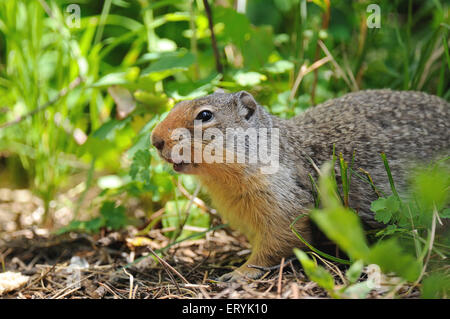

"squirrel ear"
[236, 91, 257, 120]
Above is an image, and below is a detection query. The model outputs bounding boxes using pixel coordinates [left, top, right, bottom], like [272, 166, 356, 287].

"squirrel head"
[151, 91, 273, 175]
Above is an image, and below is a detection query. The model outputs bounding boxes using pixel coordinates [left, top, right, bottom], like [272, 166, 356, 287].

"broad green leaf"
[311, 206, 370, 261]
[233, 71, 266, 86]
[367, 238, 422, 282]
[79, 14, 143, 31]
[421, 273, 450, 299]
[80, 136, 116, 158]
[346, 260, 364, 284]
[310, 162, 370, 261]
[92, 72, 131, 87]
[134, 91, 169, 109]
[141, 50, 195, 80]
[92, 118, 132, 140]
[341, 281, 373, 299]
[165, 73, 221, 100]
[242, 26, 274, 69]
[214, 7, 251, 49]
[264, 60, 294, 74]
[294, 248, 335, 291]
[91, 68, 140, 88]
[411, 164, 450, 212]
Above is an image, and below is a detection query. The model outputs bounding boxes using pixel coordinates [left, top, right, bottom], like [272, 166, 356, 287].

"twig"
[185, 250, 211, 277]
[418, 39, 446, 90]
[189, 0, 199, 80]
[203, 0, 223, 74]
[408, 204, 438, 294]
[50, 273, 95, 299]
[303, 153, 323, 176]
[291, 282, 299, 299]
[171, 183, 202, 243]
[97, 282, 123, 299]
[123, 268, 134, 299]
[248, 257, 297, 272]
[0, 76, 83, 129]
[199, 286, 211, 299]
[290, 56, 331, 101]
[55, 286, 80, 299]
[277, 257, 285, 298]
[177, 181, 215, 215]
[311, 0, 330, 105]
[147, 247, 190, 287]
[19, 254, 63, 292]
[318, 40, 358, 91]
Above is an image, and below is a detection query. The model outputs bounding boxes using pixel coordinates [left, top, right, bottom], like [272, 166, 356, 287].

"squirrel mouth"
[173, 162, 189, 172]
[158, 154, 192, 172]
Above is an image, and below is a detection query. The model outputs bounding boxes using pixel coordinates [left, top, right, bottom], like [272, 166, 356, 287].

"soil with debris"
[0, 188, 419, 299]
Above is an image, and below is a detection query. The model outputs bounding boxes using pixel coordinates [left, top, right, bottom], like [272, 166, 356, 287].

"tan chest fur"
[197, 166, 274, 245]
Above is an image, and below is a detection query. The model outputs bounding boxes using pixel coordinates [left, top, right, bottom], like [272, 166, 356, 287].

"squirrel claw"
[216, 267, 264, 282]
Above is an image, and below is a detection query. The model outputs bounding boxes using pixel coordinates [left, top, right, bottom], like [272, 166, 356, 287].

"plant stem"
[202, 0, 223, 74]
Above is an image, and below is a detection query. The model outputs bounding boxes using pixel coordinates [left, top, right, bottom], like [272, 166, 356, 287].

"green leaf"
[412, 164, 450, 213]
[346, 260, 364, 284]
[440, 207, 450, 219]
[165, 73, 221, 100]
[370, 195, 400, 224]
[214, 7, 251, 49]
[294, 248, 335, 291]
[92, 71, 135, 88]
[84, 217, 105, 233]
[100, 201, 128, 231]
[367, 238, 422, 282]
[242, 26, 274, 69]
[310, 162, 370, 261]
[92, 118, 132, 140]
[55, 217, 105, 235]
[341, 281, 373, 299]
[310, 206, 370, 261]
[141, 50, 194, 81]
[421, 273, 450, 299]
[133, 91, 169, 111]
[80, 136, 116, 158]
[263, 60, 294, 74]
[130, 149, 151, 180]
[233, 71, 266, 86]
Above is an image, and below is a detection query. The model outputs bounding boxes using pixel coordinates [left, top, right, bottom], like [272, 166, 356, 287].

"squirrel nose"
[152, 135, 165, 151]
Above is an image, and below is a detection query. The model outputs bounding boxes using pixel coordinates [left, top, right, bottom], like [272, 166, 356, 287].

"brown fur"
[151, 89, 450, 281]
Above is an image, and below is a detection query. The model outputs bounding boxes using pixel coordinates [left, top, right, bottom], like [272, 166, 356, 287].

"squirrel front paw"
[217, 265, 265, 282]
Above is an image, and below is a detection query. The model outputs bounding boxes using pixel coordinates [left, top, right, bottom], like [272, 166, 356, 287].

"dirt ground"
[0, 188, 419, 299]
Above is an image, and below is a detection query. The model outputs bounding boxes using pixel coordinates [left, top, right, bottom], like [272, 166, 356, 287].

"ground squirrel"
[151, 89, 450, 281]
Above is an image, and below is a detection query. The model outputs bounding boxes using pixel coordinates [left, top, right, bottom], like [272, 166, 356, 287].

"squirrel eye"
[195, 110, 213, 122]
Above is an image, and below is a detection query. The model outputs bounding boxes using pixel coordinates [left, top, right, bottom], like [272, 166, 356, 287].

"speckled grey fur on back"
[201, 89, 449, 227]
